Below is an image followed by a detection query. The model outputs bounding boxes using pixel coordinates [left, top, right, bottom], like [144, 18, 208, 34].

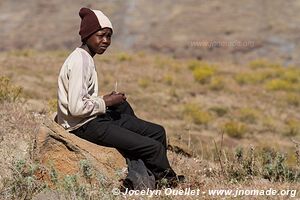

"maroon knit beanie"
[79, 7, 113, 42]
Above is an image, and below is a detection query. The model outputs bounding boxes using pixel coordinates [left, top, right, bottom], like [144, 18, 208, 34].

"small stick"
[291, 138, 300, 167]
[114, 81, 118, 93]
[188, 124, 191, 151]
[213, 139, 224, 173]
[220, 130, 224, 151]
[291, 138, 300, 146]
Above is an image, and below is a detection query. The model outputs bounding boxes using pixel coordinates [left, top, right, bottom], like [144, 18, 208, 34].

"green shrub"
[62, 175, 79, 191]
[235, 72, 267, 85]
[183, 103, 212, 125]
[1, 159, 46, 199]
[169, 88, 179, 99]
[192, 67, 215, 84]
[98, 56, 111, 63]
[80, 160, 93, 180]
[138, 78, 150, 88]
[284, 118, 300, 136]
[265, 79, 294, 91]
[117, 52, 133, 62]
[226, 147, 257, 182]
[0, 76, 23, 103]
[235, 67, 290, 86]
[172, 63, 181, 72]
[238, 108, 259, 124]
[187, 60, 216, 70]
[209, 76, 225, 91]
[49, 50, 69, 58]
[8, 49, 36, 57]
[223, 121, 247, 139]
[1, 158, 119, 199]
[226, 147, 300, 183]
[280, 68, 300, 83]
[163, 74, 174, 85]
[137, 51, 145, 58]
[209, 106, 228, 117]
[154, 56, 166, 69]
[261, 150, 299, 182]
[261, 68, 284, 79]
[261, 117, 277, 132]
[50, 166, 58, 185]
[248, 59, 281, 69]
[187, 61, 217, 84]
[285, 93, 300, 107]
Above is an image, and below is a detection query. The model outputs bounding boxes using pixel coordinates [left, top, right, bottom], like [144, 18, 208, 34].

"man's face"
[86, 28, 112, 55]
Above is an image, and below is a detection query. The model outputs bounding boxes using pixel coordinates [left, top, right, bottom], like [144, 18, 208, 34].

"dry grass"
[0, 51, 300, 199]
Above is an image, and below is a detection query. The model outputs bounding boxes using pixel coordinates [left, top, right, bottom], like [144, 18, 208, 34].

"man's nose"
[103, 37, 110, 44]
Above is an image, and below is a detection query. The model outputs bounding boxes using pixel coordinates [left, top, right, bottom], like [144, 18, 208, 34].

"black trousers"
[70, 101, 177, 180]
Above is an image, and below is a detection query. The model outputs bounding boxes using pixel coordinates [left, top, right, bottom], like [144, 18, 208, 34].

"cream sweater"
[57, 47, 106, 131]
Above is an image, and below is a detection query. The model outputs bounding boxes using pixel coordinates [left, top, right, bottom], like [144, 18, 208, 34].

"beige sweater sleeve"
[67, 53, 106, 117]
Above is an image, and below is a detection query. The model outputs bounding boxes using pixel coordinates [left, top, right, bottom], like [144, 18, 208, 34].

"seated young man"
[57, 7, 184, 188]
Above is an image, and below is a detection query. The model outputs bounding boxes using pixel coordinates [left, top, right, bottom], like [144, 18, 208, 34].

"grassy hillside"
[2, 0, 300, 65]
[0, 50, 300, 198]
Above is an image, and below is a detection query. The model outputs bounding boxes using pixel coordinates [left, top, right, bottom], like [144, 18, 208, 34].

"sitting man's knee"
[151, 140, 165, 151]
[157, 125, 166, 136]
[156, 125, 167, 148]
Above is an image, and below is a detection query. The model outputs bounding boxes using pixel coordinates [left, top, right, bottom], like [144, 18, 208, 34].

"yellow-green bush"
[98, 56, 111, 63]
[223, 121, 247, 139]
[163, 74, 174, 85]
[49, 50, 69, 58]
[192, 67, 215, 84]
[284, 118, 300, 136]
[187, 60, 216, 70]
[171, 63, 181, 73]
[0, 76, 23, 103]
[169, 88, 179, 98]
[280, 68, 300, 84]
[264, 79, 294, 91]
[238, 108, 259, 124]
[262, 117, 277, 132]
[235, 67, 289, 86]
[183, 103, 212, 125]
[209, 76, 225, 91]
[138, 78, 150, 89]
[248, 59, 281, 69]
[154, 56, 166, 69]
[187, 60, 217, 84]
[260, 68, 283, 79]
[154, 56, 175, 69]
[187, 60, 201, 70]
[235, 72, 267, 85]
[285, 93, 300, 107]
[116, 52, 133, 62]
[209, 106, 228, 117]
[137, 51, 145, 58]
[8, 49, 36, 57]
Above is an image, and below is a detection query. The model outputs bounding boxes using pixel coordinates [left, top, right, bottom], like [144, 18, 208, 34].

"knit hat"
[79, 7, 113, 42]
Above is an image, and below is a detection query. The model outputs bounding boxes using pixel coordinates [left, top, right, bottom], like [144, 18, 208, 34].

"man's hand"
[103, 91, 126, 107]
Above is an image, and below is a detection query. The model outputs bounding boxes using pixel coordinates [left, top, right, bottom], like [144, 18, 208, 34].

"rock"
[33, 117, 126, 181]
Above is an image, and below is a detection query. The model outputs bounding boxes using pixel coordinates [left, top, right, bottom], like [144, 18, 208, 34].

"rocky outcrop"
[33, 117, 126, 181]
